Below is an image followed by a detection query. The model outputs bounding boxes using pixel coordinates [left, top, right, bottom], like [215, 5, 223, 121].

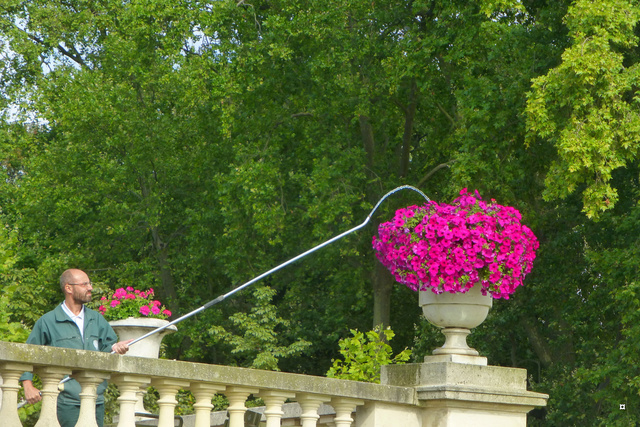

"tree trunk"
[399, 80, 418, 178]
[522, 315, 554, 368]
[359, 115, 393, 329]
[139, 175, 179, 314]
[370, 82, 418, 328]
[152, 227, 179, 315]
[359, 115, 375, 168]
[372, 261, 394, 329]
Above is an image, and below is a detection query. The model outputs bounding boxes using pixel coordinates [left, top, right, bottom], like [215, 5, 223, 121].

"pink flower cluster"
[372, 189, 538, 299]
[98, 287, 172, 320]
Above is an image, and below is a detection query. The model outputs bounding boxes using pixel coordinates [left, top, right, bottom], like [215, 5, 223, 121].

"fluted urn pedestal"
[419, 284, 492, 358]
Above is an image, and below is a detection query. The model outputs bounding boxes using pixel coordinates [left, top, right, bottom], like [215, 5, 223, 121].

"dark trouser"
[57, 400, 105, 427]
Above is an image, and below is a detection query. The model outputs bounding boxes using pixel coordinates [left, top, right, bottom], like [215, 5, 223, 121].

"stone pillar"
[150, 378, 190, 427]
[331, 397, 364, 427]
[381, 357, 549, 427]
[190, 383, 225, 427]
[111, 374, 151, 427]
[133, 387, 148, 414]
[0, 362, 33, 427]
[297, 394, 330, 427]
[355, 401, 421, 427]
[35, 366, 71, 427]
[225, 386, 259, 427]
[73, 370, 111, 427]
[258, 390, 296, 427]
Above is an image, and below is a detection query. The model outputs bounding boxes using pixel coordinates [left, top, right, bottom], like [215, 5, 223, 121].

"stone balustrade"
[0, 341, 548, 426]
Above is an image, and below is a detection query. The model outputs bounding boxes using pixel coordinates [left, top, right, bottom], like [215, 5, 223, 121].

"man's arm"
[111, 339, 134, 354]
[20, 317, 48, 404]
[22, 379, 42, 404]
[98, 314, 133, 354]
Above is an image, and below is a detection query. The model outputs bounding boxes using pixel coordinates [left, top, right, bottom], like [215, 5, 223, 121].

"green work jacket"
[20, 303, 118, 405]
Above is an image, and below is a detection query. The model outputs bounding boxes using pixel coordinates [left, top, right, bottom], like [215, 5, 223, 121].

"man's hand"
[111, 339, 134, 355]
[22, 380, 42, 404]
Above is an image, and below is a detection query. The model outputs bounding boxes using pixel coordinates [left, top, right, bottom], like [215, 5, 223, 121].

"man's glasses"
[68, 282, 92, 288]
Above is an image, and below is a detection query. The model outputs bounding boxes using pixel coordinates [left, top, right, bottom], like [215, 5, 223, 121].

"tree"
[0, 223, 30, 343]
[527, 0, 640, 218]
[209, 285, 311, 371]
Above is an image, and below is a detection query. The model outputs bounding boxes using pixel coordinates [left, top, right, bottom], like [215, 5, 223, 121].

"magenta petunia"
[114, 288, 127, 299]
[372, 188, 538, 298]
[97, 286, 172, 321]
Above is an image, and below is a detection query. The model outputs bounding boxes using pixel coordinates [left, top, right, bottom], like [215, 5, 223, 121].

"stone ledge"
[117, 357, 415, 404]
[423, 354, 488, 365]
[417, 386, 549, 408]
[0, 342, 119, 372]
[0, 341, 416, 405]
[382, 362, 529, 392]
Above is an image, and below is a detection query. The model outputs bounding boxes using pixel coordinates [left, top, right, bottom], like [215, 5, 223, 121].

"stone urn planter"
[372, 189, 539, 360]
[109, 317, 177, 358]
[419, 284, 492, 356]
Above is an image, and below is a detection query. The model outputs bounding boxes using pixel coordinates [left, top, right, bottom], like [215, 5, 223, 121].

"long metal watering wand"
[17, 185, 429, 407]
[118, 185, 429, 350]
[120, 185, 430, 352]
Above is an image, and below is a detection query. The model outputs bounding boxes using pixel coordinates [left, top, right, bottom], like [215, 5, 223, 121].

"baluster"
[258, 390, 295, 427]
[34, 366, 71, 427]
[331, 398, 364, 427]
[0, 362, 33, 427]
[225, 386, 259, 427]
[110, 374, 150, 427]
[150, 378, 189, 427]
[73, 370, 111, 427]
[190, 383, 226, 427]
[297, 394, 330, 427]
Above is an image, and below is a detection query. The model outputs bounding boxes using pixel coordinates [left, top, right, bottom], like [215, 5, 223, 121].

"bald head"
[59, 269, 88, 292]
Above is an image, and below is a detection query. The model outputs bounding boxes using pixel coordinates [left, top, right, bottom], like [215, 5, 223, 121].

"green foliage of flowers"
[326, 326, 411, 383]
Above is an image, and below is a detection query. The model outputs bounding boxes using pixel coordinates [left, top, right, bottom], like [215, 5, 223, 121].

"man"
[21, 268, 133, 427]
